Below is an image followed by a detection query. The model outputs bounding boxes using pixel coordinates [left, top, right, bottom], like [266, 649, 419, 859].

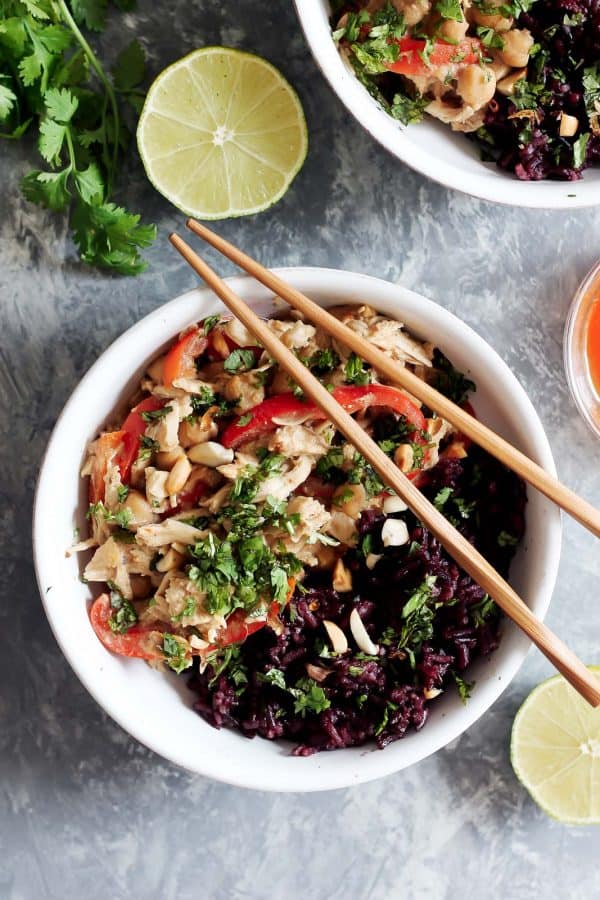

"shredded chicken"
[77, 307, 466, 662]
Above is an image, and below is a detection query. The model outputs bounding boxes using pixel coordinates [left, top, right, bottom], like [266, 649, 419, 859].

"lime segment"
[137, 47, 308, 219]
[511, 668, 600, 824]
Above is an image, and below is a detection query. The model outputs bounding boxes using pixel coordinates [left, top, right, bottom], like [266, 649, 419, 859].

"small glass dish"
[564, 259, 600, 440]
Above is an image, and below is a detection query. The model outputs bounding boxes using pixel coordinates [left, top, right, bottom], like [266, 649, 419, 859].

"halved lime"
[137, 47, 308, 219]
[511, 668, 600, 824]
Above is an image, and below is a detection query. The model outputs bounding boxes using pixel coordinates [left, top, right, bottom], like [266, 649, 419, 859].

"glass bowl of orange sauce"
[564, 260, 600, 439]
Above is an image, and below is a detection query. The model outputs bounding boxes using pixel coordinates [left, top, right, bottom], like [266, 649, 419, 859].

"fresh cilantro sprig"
[0, 0, 156, 274]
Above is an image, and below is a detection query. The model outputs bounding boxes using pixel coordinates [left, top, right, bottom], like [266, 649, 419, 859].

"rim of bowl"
[294, 0, 600, 210]
[33, 267, 562, 791]
[564, 258, 600, 439]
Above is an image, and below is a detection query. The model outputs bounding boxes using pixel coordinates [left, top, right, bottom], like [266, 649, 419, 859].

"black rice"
[188, 447, 526, 755]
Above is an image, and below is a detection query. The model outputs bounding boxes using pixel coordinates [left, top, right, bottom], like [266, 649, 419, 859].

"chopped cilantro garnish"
[470, 594, 497, 627]
[202, 315, 221, 335]
[435, 0, 463, 20]
[292, 678, 331, 718]
[573, 132, 590, 169]
[189, 387, 236, 420]
[162, 634, 191, 674]
[497, 530, 518, 547]
[430, 350, 475, 404]
[475, 25, 505, 49]
[141, 404, 172, 422]
[223, 348, 256, 374]
[304, 348, 340, 375]
[453, 497, 476, 519]
[375, 700, 398, 736]
[453, 673, 473, 704]
[344, 352, 371, 386]
[315, 447, 346, 484]
[107, 585, 137, 634]
[172, 595, 196, 623]
[390, 91, 429, 126]
[87, 501, 132, 529]
[257, 668, 288, 691]
[433, 487, 453, 510]
[236, 413, 253, 427]
[116, 484, 129, 503]
[395, 576, 438, 667]
[140, 435, 160, 452]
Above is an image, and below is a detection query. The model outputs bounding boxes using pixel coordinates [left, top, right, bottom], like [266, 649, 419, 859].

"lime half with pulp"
[137, 47, 308, 219]
[511, 667, 600, 824]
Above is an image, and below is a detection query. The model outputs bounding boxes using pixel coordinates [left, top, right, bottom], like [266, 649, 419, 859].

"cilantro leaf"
[38, 116, 66, 163]
[292, 678, 331, 717]
[21, 169, 71, 211]
[44, 86, 78, 123]
[344, 352, 371, 385]
[71, 201, 157, 275]
[74, 162, 104, 204]
[224, 348, 256, 374]
[162, 634, 191, 674]
[71, 0, 108, 31]
[111, 38, 145, 91]
[453, 673, 473, 704]
[390, 91, 428, 126]
[108, 585, 137, 633]
[435, 0, 463, 20]
[0, 78, 17, 121]
[573, 132, 590, 169]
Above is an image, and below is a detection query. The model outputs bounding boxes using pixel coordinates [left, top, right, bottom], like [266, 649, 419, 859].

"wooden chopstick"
[185, 218, 600, 541]
[169, 231, 600, 708]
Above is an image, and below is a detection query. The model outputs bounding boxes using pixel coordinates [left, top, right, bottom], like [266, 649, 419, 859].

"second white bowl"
[294, 0, 600, 209]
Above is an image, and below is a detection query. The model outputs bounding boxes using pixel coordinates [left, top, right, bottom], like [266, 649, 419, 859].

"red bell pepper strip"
[89, 431, 125, 503]
[90, 593, 163, 660]
[89, 398, 166, 503]
[163, 327, 208, 387]
[221, 385, 426, 450]
[90, 578, 296, 661]
[387, 37, 483, 77]
[212, 579, 295, 648]
[115, 396, 166, 483]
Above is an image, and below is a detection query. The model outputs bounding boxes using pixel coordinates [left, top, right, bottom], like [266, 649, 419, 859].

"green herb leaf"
[108, 584, 137, 633]
[141, 404, 172, 422]
[224, 348, 255, 374]
[497, 530, 518, 547]
[162, 634, 191, 674]
[433, 486, 453, 510]
[573, 132, 590, 169]
[453, 672, 473, 704]
[111, 38, 145, 91]
[344, 352, 371, 385]
[435, 0, 463, 20]
[292, 678, 331, 717]
[430, 350, 475, 404]
[202, 314, 221, 335]
[390, 91, 429, 126]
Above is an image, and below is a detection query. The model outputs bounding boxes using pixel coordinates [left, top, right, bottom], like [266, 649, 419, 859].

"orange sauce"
[587, 299, 600, 397]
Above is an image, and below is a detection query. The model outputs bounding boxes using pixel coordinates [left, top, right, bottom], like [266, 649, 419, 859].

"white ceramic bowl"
[294, 0, 600, 209]
[34, 268, 561, 792]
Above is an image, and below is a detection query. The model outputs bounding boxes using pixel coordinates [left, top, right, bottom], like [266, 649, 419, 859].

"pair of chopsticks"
[170, 221, 600, 707]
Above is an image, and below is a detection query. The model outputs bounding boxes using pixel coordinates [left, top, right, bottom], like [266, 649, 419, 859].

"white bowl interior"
[33, 269, 561, 791]
[294, 0, 600, 209]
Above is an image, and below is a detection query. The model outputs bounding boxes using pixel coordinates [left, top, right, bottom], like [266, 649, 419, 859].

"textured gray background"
[1, 1, 600, 898]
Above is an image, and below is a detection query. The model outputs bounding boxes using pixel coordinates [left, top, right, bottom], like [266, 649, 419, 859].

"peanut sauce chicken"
[75, 305, 473, 674]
